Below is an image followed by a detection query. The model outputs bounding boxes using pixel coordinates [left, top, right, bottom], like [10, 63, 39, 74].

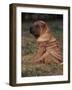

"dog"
[30, 20, 63, 64]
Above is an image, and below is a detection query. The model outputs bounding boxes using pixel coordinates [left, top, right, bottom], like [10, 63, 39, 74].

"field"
[21, 20, 63, 77]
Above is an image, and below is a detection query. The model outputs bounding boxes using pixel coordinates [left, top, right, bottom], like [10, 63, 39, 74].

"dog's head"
[30, 20, 48, 38]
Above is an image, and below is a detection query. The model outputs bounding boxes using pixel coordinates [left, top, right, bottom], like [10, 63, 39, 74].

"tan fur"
[30, 20, 62, 64]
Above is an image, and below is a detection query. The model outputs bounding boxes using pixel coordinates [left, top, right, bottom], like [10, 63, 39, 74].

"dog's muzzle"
[29, 26, 39, 38]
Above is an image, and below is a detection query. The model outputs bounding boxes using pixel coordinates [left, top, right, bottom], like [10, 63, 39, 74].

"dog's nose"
[30, 26, 33, 34]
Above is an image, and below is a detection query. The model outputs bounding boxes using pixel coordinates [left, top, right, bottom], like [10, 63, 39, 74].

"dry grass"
[22, 54, 63, 77]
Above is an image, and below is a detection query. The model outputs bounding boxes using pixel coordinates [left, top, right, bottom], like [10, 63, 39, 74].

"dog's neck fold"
[37, 31, 56, 42]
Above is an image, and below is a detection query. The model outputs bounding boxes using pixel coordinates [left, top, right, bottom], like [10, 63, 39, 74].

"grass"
[22, 54, 63, 77]
[21, 20, 63, 77]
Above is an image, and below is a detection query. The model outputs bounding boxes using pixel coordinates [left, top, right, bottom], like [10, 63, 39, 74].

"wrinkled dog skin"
[30, 20, 62, 64]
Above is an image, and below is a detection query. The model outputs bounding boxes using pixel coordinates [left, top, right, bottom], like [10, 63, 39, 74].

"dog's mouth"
[34, 34, 39, 38]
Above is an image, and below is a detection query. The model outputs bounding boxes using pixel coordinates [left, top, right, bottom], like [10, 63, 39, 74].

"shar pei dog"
[30, 20, 63, 64]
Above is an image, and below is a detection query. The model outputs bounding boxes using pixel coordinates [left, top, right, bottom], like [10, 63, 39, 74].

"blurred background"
[21, 13, 63, 77]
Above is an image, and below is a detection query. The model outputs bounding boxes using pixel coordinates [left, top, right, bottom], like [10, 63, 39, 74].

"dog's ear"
[43, 23, 50, 32]
[40, 22, 50, 34]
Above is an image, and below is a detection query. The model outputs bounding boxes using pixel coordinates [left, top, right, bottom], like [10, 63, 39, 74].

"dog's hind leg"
[50, 50, 63, 64]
